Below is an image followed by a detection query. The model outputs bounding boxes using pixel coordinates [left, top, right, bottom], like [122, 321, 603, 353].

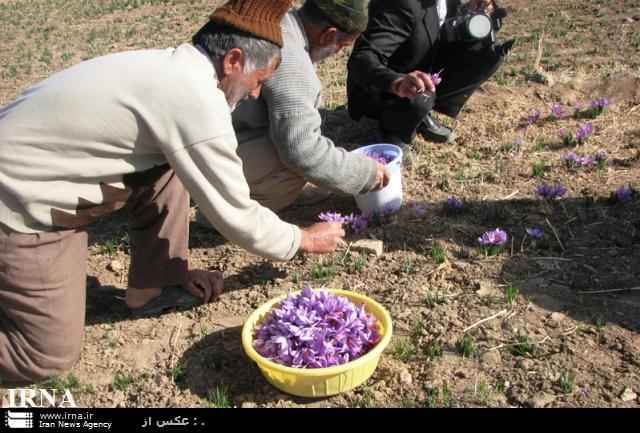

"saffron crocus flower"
[526, 227, 545, 239]
[595, 150, 608, 169]
[411, 203, 428, 218]
[319, 211, 370, 234]
[429, 69, 444, 87]
[575, 123, 594, 143]
[446, 196, 464, 211]
[253, 287, 381, 369]
[536, 183, 568, 200]
[551, 103, 566, 119]
[591, 97, 610, 112]
[478, 228, 508, 246]
[318, 211, 348, 223]
[562, 152, 594, 168]
[615, 185, 634, 203]
[559, 128, 574, 146]
[578, 155, 595, 166]
[525, 109, 541, 126]
[347, 214, 370, 234]
[594, 150, 608, 162]
[562, 152, 579, 167]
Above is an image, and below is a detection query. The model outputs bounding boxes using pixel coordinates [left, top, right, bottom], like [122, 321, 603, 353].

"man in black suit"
[347, 0, 512, 146]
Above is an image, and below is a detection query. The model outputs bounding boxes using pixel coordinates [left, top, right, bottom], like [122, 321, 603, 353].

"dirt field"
[1, 0, 639, 408]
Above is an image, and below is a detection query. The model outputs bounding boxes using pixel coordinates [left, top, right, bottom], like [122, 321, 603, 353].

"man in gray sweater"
[230, 0, 389, 212]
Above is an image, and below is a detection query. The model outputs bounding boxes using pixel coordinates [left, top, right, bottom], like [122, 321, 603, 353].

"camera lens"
[467, 14, 492, 39]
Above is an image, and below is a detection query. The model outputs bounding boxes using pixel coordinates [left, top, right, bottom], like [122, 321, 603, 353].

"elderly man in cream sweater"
[0, 0, 345, 384]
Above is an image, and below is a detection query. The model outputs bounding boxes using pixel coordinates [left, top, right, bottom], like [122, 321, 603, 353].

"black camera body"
[441, 6, 507, 46]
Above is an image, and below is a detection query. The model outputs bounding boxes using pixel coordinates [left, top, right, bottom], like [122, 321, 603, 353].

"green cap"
[311, 0, 370, 34]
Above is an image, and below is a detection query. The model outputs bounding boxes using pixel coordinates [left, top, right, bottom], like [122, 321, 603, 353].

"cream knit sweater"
[0, 44, 301, 261]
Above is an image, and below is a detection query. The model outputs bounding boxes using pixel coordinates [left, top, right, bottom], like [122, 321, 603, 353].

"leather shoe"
[417, 113, 455, 143]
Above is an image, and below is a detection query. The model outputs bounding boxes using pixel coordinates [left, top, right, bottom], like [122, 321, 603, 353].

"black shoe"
[417, 114, 454, 143]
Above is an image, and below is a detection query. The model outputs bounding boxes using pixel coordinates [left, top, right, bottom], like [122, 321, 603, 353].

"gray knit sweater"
[232, 10, 378, 195]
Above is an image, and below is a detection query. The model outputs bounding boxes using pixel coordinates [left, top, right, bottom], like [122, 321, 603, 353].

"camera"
[441, 6, 508, 45]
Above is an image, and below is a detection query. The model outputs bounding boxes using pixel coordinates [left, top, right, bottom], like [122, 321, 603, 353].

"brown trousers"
[0, 165, 189, 383]
[236, 131, 307, 212]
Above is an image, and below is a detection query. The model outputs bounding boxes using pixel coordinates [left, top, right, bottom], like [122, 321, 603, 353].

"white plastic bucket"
[351, 143, 403, 215]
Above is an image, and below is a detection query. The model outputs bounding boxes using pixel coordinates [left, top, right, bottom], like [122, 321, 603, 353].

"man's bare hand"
[390, 71, 435, 98]
[184, 269, 224, 303]
[299, 222, 346, 254]
[371, 162, 390, 191]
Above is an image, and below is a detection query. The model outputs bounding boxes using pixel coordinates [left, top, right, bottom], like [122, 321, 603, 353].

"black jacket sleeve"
[348, 0, 416, 95]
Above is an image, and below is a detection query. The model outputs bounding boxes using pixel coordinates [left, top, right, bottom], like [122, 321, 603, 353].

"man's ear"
[318, 27, 339, 46]
[222, 48, 245, 76]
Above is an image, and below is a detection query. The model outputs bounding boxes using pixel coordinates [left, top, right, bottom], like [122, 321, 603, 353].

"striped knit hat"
[210, 0, 294, 48]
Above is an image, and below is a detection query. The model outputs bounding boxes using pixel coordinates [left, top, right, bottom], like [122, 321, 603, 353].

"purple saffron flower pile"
[478, 228, 508, 246]
[253, 287, 381, 369]
[536, 183, 568, 200]
[366, 150, 395, 165]
[319, 211, 369, 234]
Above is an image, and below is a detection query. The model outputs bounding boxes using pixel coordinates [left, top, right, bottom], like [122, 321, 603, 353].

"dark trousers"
[364, 41, 506, 143]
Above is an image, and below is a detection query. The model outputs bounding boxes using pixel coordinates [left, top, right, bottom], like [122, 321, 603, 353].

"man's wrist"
[299, 229, 312, 253]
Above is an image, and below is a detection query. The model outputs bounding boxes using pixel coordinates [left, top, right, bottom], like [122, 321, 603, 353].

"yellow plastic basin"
[241, 289, 393, 398]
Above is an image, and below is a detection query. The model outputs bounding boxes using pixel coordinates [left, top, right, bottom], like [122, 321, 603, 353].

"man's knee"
[0, 318, 83, 384]
[0, 339, 82, 382]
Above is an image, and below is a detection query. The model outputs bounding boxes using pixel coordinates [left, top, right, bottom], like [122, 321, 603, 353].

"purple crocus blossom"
[347, 213, 370, 234]
[615, 185, 634, 203]
[526, 227, 545, 239]
[591, 97, 610, 111]
[526, 109, 541, 126]
[536, 183, 568, 200]
[551, 103, 566, 119]
[562, 152, 594, 168]
[318, 212, 348, 223]
[447, 196, 464, 211]
[594, 150, 608, 163]
[575, 123, 594, 142]
[411, 203, 428, 218]
[253, 287, 381, 369]
[318, 211, 370, 234]
[478, 228, 508, 246]
[429, 69, 444, 87]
